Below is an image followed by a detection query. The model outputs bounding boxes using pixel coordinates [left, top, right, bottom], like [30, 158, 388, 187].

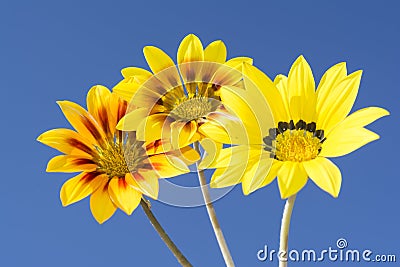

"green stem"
[140, 198, 193, 267]
[278, 194, 297, 267]
[193, 141, 235, 267]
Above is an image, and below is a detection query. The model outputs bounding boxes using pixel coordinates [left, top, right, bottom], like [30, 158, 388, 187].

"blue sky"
[1, 0, 399, 266]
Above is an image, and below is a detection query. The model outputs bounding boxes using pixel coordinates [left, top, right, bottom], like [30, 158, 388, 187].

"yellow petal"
[136, 114, 171, 142]
[198, 138, 223, 169]
[242, 156, 274, 195]
[112, 78, 140, 102]
[328, 107, 389, 131]
[303, 157, 342, 197]
[316, 62, 347, 115]
[57, 100, 105, 145]
[37, 128, 94, 156]
[219, 85, 268, 143]
[86, 85, 114, 137]
[47, 155, 96, 173]
[287, 55, 316, 122]
[170, 120, 198, 148]
[177, 34, 204, 64]
[167, 145, 200, 166]
[224, 57, 253, 68]
[108, 178, 142, 215]
[210, 148, 264, 188]
[121, 66, 153, 79]
[243, 63, 288, 123]
[210, 162, 249, 188]
[259, 159, 283, 188]
[149, 154, 190, 178]
[200, 145, 256, 169]
[198, 121, 232, 144]
[273, 74, 291, 119]
[90, 180, 117, 224]
[204, 40, 227, 63]
[132, 171, 159, 199]
[277, 161, 308, 198]
[316, 70, 362, 132]
[143, 46, 175, 73]
[113, 67, 152, 102]
[320, 127, 380, 158]
[60, 173, 107, 206]
[209, 58, 251, 86]
[116, 108, 149, 131]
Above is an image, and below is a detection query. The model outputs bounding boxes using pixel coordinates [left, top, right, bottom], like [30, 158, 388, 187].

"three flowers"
[37, 33, 388, 265]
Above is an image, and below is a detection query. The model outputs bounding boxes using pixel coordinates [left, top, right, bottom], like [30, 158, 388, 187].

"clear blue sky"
[1, 0, 398, 266]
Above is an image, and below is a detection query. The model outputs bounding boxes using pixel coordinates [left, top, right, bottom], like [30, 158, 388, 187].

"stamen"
[95, 138, 147, 178]
[170, 97, 213, 121]
[263, 119, 325, 162]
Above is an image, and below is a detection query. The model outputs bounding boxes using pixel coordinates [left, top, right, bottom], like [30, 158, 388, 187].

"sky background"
[1, 0, 399, 266]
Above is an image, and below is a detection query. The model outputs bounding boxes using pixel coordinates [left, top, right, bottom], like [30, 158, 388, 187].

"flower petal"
[303, 157, 342, 197]
[37, 128, 94, 156]
[149, 154, 190, 178]
[242, 156, 274, 195]
[177, 34, 204, 64]
[259, 159, 283, 188]
[210, 162, 249, 188]
[198, 121, 232, 144]
[224, 57, 253, 68]
[136, 114, 171, 142]
[167, 145, 200, 166]
[243, 63, 289, 123]
[328, 107, 389, 130]
[200, 145, 257, 169]
[60, 172, 107, 206]
[204, 40, 227, 63]
[86, 85, 114, 137]
[143, 46, 176, 73]
[210, 148, 264, 188]
[170, 120, 199, 148]
[273, 74, 291, 119]
[219, 85, 268, 143]
[116, 108, 149, 131]
[198, 138, 223, 169]
[57, 100, 105, 146]
[132, 171, 159, 199]
[316, 62, 347, 115]
[90, 179, 117, 224]
[321, 107, 388, 157]
[277, 162, 308, 198]
[320, 127, 380, 158]
[316, 70, 362, 132]
[113, 67, 153, 102]
[108, 178, 142, 215]
[287, 55, 316, 122]
[46, 155, 96, 173]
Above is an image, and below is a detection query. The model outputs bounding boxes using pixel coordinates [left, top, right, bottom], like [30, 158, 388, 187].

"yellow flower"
[114, 34, 253, 147]
[205, 56, 389, 198]
[37, 86, 198, 223]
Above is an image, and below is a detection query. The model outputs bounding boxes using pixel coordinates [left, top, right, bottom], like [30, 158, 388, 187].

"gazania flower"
[37, 86, 197, 223]
[114, 34, 253, 147]
[205, 56, 389, 198]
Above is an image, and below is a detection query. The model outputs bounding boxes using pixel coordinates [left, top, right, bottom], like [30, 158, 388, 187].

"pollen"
[170, 97, 213, 121]
[95, 140, 147, 178]
[275, 130, 322, 162]
[263, 120, 325, 162]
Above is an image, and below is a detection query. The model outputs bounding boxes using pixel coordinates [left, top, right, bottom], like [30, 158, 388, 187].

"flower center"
[263, 120, 325, 162]
[95, 140, 147, 178]
[170, 97, 213, 121]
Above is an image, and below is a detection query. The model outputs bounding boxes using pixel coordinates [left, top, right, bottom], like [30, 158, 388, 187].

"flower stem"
[278, 194, 297, 267]
[140, 198, 193, 267]
[193, 141, 235, 267]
